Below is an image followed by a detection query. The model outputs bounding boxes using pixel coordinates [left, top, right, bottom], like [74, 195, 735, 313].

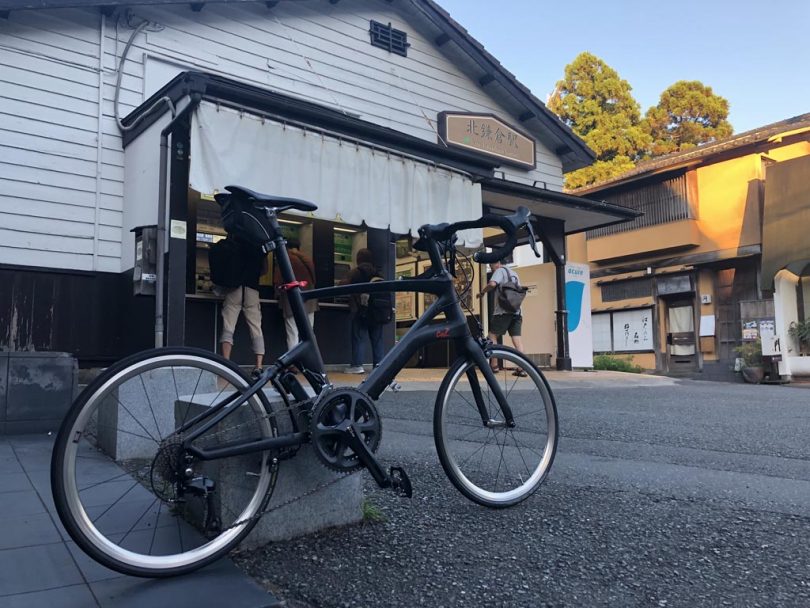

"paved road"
[236, 379, 810, 607]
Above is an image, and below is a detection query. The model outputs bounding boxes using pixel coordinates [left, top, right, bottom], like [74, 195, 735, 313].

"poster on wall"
[759, 318, 782, 357]
[612, 308, 654, 351]
[565, 263, 593, 368]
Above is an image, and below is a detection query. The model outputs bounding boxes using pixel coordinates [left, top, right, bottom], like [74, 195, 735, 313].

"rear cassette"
[310, 388, 382, 472]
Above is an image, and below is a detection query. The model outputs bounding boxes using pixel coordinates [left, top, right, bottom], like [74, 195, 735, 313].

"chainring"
[310, 387, 382, 472]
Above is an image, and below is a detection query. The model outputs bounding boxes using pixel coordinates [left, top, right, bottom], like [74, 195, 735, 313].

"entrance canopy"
[481, 177, 641, 235]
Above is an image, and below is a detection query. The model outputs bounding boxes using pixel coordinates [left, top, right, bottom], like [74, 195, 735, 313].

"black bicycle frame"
[181, 210, 516, 463]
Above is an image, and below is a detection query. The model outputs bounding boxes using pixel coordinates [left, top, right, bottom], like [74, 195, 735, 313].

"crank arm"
[343, 425, 389, 487]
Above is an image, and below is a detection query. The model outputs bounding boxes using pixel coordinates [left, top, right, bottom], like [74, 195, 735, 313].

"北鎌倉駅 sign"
[437, 112, 536, 170]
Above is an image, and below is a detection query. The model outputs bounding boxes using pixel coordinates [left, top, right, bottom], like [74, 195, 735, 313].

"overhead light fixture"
[278, 218, 304, 225]
[334, 226, 360, 233]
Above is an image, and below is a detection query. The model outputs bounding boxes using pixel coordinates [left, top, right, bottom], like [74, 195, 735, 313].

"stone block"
[176, 391, 362, 548]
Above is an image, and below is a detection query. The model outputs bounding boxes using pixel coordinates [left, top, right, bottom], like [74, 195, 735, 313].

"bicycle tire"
[433, 346, 558, 508]
[51, 347, 278, 577]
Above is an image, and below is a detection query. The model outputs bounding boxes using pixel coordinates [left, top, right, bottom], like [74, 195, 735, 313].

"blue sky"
[435, 0, 810, 133]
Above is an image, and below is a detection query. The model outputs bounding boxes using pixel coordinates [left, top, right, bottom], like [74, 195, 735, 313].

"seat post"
[265, 209, 321, 363]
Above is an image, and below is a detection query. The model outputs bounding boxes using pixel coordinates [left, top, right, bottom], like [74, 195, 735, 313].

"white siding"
[0, 0, 564, 273]
[0, 9, 106, 271]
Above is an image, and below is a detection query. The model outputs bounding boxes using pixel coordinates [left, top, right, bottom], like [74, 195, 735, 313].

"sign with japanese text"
[438, 112, 536, 169]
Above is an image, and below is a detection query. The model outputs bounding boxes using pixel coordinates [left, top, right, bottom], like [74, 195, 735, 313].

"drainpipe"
[155, 95, 201, 347]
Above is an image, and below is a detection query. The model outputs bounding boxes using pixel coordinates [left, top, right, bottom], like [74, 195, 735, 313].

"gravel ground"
[234, 381, 810, 607]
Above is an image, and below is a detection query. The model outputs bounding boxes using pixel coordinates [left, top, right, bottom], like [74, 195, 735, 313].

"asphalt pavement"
[236, 378, 810, 608]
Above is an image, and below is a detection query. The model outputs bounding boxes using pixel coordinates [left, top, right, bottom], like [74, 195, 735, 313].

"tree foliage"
[643, 80, 733, 156]
[548, 52, 650, 189]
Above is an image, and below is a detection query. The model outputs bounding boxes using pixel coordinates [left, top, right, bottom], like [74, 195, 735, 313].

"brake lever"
[525, 221, 542, 258]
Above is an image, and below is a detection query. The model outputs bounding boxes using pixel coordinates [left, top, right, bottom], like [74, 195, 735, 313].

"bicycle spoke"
[94, 424, 160, 445]
[510, 430, 533, 477]
[149, 500, 164, 555]
[452, 388, 481, 417]
[114, 397, 160, 445]
[91, 479, 142, 524]
[139, 373, 163, 442]
[119, 496, 160, 545]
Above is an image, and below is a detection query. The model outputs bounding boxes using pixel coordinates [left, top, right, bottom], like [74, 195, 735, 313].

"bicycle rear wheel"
[51, 347, 277, 577]
[433, 347, 558, 508]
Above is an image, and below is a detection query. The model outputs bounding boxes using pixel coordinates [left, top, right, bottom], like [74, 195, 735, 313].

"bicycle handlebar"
[416, 206, 534, 264]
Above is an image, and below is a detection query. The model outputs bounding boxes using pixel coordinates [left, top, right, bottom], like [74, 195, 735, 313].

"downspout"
[93, 12, 105, 271]
[155, 95, 201, 347]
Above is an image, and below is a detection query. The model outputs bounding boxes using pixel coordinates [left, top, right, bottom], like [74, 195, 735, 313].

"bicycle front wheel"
[51, 347, 277, 577]
[434, 347, 558, 508]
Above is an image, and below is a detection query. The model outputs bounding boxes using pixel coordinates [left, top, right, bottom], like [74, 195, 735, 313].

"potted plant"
[735, 339, 764, 384]
[788, 320, 810, 355]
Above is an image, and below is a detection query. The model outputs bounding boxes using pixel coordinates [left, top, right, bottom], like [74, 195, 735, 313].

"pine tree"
[644, 80, 733, 156]
[548, 52, 650, 189]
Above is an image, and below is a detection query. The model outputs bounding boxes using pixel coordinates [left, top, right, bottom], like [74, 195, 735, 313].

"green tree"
[548, 52, 650, 189]
[644, 80, 733, 156]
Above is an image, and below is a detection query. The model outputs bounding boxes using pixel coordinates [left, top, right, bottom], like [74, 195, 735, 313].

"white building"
[0, 0, 635, 367]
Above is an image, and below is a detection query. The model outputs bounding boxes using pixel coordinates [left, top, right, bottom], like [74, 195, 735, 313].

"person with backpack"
[343, 248, 391, 374]
[477, 258, 528, 376]
[273, 237, 318, 350]
[214, 239, 268, 379]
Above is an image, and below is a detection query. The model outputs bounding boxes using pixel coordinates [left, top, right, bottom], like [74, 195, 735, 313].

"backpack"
[359, 271, 394, 325]
[214, 192, 274, 249]
[208, 238, 244, 288]
[496, 268, 528, 314]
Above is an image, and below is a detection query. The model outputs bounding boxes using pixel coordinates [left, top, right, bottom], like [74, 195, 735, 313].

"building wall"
[585, 137, 810, 373]
[0, 10, 121, 273]
[694, 156, 763, 253]
[0, 1, 564, 275]
[514, 263, 556, 359]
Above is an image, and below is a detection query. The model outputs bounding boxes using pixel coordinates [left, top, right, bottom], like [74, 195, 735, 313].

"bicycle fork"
[464, 341, 517, 428]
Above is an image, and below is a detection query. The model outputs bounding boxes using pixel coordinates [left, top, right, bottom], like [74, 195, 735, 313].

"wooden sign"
[437, 112, 536, 169]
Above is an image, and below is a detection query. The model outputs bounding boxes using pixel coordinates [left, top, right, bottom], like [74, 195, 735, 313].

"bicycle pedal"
[389, 466, 412, 498]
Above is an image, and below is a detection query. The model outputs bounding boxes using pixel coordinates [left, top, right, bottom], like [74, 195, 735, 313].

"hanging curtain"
[189, 102, 482, 246]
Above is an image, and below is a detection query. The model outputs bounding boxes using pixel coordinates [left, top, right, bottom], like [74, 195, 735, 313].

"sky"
[434, 0, 810, 133]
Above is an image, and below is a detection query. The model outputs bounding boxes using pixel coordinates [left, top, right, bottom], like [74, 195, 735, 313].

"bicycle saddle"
[225, 185, 318, 212]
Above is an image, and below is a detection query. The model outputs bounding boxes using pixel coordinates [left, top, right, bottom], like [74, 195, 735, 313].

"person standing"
[219, 240, 267, 379]
[274, 237, 318, 350]
[344, 248, 385, 374]
[477, 258, 526, 375]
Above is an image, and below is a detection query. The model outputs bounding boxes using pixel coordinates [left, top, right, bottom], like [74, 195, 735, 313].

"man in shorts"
[477, 258, 525, 374]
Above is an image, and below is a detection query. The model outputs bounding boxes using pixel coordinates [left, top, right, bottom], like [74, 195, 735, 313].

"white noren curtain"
[189, 102, 482, 246]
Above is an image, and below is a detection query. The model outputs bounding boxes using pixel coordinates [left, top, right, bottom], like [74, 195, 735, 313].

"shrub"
[593, 354, 643, 373]
[734, 339, 762, 367]
[788, 320, 810, 354]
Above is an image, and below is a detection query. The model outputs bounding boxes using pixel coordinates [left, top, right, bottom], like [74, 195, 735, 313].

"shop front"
[121, 72, 637, 369]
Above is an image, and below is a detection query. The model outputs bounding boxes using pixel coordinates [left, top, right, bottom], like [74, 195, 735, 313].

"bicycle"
[51, 185, 559, 578]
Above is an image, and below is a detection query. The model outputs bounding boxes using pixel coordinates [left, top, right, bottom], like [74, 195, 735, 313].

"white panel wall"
[0, 0, 564, 273]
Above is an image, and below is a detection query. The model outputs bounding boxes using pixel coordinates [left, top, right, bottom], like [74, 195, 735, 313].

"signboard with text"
[565, 263, 593, 368]
[437, 112, 536, 169]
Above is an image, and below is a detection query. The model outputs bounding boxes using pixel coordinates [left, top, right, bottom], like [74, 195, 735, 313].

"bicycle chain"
[222, 464, 362, 532]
